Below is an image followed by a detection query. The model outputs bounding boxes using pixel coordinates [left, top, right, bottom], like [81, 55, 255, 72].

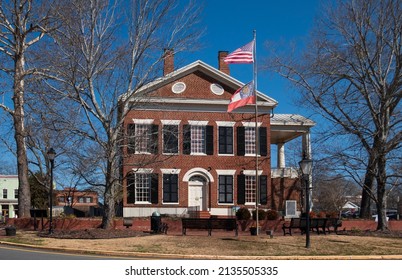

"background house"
[120, 50, 315, 218]
[0, 175, 18, 219]
[54, 188, 100, 217]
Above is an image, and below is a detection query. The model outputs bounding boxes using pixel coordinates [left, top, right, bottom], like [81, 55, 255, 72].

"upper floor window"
[218, 126, 234, 155]
[3, 189, 7, 199]
[127, 120, 158, 154]
[237, 124, 267, 157]
[163, 124, 179, 154]
[183, 121, 213, 155]
[14, 189, 18, 199]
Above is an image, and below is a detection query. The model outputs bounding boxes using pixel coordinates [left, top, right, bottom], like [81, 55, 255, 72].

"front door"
[188, 176, 207, 211]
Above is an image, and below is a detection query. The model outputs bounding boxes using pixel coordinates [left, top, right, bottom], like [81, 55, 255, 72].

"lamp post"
[47, 148, 56, 234]
[299, 156, 313, 249]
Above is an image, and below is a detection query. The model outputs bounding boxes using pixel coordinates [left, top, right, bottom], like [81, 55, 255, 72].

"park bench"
[310, 218, 327, 235]
[181, 218, 238, 236]
[282, 218, 301, 236]
[325, 218, 342, 234]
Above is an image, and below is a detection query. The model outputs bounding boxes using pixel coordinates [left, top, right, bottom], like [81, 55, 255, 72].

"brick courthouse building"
[120, 50, 315, 218]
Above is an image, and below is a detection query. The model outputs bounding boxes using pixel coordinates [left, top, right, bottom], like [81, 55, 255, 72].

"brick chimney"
[218, 51, 230, 75]
[163, 49, 174, 75]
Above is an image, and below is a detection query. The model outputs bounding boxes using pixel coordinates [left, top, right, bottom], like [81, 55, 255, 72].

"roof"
[270, 114, 316, 144]
[121, 60, 278, 108]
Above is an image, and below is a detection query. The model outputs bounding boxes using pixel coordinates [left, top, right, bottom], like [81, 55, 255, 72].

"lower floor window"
[245, 175, 256, 203]
[218, 175, 233, 203]
[127, 173, 151, 203]
[163, 174, 178, 203]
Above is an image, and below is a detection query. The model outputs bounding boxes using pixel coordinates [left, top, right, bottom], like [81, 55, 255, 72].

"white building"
[0, 175, 18, 219]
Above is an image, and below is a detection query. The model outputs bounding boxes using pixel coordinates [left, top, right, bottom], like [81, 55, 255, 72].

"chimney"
[163, 49, 174, 75]
[218, 51, 230, 75]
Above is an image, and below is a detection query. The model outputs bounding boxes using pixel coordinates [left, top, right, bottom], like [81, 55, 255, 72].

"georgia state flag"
[227, 81, 255, 112]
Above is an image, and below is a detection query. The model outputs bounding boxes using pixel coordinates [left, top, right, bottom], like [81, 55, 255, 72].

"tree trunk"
[101, 152, 117, 229]
[376, 153, 388, 231]
[360, 152, 376, 219]
[13, 55, 31, 218]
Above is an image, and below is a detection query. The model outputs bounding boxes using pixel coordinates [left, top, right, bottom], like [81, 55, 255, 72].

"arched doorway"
[188, 175, 207, 211]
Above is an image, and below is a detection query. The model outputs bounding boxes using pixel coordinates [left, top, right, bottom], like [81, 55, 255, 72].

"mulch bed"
[38, 228, 150, 239]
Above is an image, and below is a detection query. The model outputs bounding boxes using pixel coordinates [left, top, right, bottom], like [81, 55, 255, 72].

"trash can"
[151, 211, 161, 233]
[5, 226, 16, 236]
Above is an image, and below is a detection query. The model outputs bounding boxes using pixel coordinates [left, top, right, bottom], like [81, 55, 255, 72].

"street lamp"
[47, 148, 56, 234]
[299, 156, 313, 248]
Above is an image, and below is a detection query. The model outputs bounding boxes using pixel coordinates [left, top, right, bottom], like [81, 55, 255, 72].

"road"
[0, 244, 135, 260]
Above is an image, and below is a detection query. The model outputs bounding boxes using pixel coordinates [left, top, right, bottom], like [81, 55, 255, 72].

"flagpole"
[253, 30, 259, 235]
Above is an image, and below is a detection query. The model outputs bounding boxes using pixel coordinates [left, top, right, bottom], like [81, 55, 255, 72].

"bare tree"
[268, 0, 401, 230]
[44, 0, 202, 228]
[0, 0, 59, 217]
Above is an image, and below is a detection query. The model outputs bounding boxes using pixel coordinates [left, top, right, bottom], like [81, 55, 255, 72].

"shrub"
[266, 209, 279, 220]
[236, 207, 251, 220]
[252, 209, 266, 221]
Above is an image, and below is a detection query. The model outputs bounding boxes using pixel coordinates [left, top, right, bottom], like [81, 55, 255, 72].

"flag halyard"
[224, 40, 254, 64]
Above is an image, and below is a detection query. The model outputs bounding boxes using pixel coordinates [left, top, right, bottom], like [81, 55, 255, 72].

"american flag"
[224, 40, 254, 64]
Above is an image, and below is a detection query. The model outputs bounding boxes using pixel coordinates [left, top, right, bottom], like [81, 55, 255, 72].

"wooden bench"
[325, 218, 342, 234]
[123, 218, 133, 228]
[310, 218, 327, 235]
[282, 218, 301, 235]
[182, 218, 238, 236]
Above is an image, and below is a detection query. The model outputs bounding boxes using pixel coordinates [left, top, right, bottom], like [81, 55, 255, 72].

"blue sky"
[179, 0, 321, 114]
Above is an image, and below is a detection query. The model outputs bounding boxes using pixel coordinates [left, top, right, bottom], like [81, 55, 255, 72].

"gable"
[128, 60, 278, 109]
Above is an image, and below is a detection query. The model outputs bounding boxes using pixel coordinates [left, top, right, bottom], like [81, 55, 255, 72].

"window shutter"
[206, 125, 214, 155]
[127, 124, 135, 154]
[183, 124, 191, 155]
[259, 175, 268, 205]
[259, 127, 267, 156]
[150, 124, 159, 154]
[237, 126, 245, 156]
[126, 173, 135, 204]
[237, 174, 246, 205]
[151, 174, 159, 204]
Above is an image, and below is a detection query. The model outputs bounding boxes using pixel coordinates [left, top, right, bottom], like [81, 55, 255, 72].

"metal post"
[49, 158, 54, 234]
[305, 174, 310, 248]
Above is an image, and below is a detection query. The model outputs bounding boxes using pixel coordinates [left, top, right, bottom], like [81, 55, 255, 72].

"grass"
[2, 231, 402, 259]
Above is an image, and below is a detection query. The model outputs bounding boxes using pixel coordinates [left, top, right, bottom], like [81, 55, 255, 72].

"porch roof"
[270, 114, 315, 144]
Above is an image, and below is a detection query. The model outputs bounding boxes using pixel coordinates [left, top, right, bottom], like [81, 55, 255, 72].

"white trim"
[160, 169, 181, 174]
[242, 121, 262, 127]
[215, 170, 236, 176]
[172, 82, 186, 94]
[216, 121, 236, 127]
[242, 170, 263, 176]
[183, 168, 214, 182]
[161, 120, 181, 125]
[188, 120, 209, 126]
[132, 119, 154, 124]
[131, 168, 154, 173]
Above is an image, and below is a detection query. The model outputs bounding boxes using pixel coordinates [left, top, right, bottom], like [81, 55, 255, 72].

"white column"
[277, 143, 286, 168]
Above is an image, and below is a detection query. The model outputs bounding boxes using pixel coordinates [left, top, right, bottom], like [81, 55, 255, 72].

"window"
[58, 197, 65, 203]
[237, 126, 268, 156]
[183, 122, 213, 155]
[135, 173, 151, 203]
[244, 127, 256, 155]
[14, 189, 18, 199]
[191, 126, 205, 154]
[78, 197, 84, 203]
[136, 124, 152, 153]
[78, 196, 93, 203]
[3, 189, 7, 199]
[127, 120, 158, 154]
[245, 175, 256, 203]
[218, 175, 233, 203]
[126, 172, 158, 204]
[163, 174, 178, 203]
[163, 125, 179, 154]
[237, 174, 268, 205]
[218, 127, 233, 154]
